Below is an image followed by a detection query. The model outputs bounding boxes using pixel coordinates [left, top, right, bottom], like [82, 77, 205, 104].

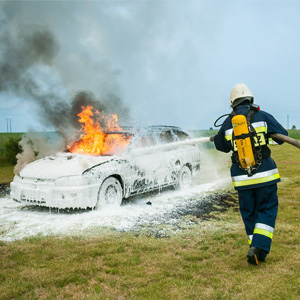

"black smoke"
[0, 25, 59, 91]
[0, 23, 72, 130]
[0, 3, 131, 172]
[0, 18, 130, 136]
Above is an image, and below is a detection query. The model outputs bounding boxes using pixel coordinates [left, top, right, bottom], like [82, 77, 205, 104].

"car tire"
[96, 177, 123, 209]
[178, 165, 192, 189]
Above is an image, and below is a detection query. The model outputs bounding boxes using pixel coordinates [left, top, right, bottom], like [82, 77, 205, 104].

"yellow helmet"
[229, 84, 254, 108]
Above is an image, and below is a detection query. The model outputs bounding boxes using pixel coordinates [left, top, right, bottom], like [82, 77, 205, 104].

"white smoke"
[14, 132, 65, 175]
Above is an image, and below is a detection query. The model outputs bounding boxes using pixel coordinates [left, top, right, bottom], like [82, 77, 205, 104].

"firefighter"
[212, 83, 288, 265]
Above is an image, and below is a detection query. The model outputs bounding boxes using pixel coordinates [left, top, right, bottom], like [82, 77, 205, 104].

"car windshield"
[129, 127, 189, 149]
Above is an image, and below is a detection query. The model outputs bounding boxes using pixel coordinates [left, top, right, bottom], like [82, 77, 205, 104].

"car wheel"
[96, 177, 123, 209]
[178, 165, 192, 189]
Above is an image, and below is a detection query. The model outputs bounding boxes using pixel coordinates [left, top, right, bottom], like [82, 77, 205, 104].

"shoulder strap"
[246, 110, 255, 124]
[246, 104, 260, 123]
[229, 111, 236, 119]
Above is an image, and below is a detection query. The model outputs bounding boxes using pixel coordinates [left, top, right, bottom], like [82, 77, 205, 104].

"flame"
[67, 105, 131, 155]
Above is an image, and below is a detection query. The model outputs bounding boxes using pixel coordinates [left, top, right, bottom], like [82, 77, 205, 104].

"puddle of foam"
[0, 179, 230, 242]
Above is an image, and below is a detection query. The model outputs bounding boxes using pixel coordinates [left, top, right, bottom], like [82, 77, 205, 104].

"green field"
[0, 132, 23, 154]
[0, 133, 299, 299]
[0, 133, 23, 183]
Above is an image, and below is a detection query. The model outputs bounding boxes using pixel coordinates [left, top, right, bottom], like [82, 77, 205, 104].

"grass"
[0, 133, 23, 155]
[287, 129, 300, 139]
[0, 135, 300, 299]
[0, 165, 15, 183]
[0, 133, 23, 183]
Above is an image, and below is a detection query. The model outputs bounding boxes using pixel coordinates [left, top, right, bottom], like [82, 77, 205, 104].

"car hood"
[19, 153, 115, 180]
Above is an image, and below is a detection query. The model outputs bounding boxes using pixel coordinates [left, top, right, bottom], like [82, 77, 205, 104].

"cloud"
[0, 1, 131, 133]
[1, 0, 300, 132]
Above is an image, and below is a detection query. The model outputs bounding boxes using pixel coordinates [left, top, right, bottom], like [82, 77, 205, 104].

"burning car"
[10, 107, 201, 209]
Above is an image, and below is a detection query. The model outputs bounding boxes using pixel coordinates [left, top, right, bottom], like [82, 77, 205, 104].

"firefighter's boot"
[258, 250, 267, 263]
[247, 246, 260, 265]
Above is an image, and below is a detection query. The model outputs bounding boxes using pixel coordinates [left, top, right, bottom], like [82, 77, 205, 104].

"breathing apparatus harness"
[214, 104, 270, 176]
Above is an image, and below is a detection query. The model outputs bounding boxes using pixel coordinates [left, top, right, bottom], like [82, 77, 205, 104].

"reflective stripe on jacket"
[214, 105, 288, 190]
[232, 168, 280, 188]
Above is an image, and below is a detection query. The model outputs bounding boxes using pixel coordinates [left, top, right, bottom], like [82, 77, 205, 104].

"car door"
[125, 132, 169, 194]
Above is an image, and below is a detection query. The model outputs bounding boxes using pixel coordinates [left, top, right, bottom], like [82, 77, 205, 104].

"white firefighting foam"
[19, 153, 113, 180]
[0, 149, 231, 242]
[0, 180, 228, 242]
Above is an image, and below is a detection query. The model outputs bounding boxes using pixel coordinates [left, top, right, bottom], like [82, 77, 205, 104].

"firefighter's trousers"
[238, 183, 278, 253]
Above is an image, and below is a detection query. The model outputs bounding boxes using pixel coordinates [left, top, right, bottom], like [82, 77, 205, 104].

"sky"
[0, 0, 300, 133]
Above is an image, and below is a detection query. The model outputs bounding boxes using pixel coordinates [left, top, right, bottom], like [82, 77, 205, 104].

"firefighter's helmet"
[230, 84, 254, 108]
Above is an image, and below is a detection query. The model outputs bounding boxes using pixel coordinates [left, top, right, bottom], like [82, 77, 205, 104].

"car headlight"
[55, 175, 88, 187]
[55, 173, 101, 187]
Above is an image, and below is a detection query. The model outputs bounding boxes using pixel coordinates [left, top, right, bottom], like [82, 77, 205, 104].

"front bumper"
[10, 181, 100, 209]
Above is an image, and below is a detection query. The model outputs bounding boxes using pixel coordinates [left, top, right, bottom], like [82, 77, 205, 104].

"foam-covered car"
[10, 126, 201, 209]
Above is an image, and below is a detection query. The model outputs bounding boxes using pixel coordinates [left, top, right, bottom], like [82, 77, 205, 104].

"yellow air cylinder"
[232, 115, 255, 169]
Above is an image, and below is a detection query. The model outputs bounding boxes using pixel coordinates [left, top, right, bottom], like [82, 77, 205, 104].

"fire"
[67, 105, 131, 155]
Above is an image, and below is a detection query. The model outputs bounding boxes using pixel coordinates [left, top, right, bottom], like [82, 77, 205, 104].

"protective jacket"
[214, 104, 288, 190]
